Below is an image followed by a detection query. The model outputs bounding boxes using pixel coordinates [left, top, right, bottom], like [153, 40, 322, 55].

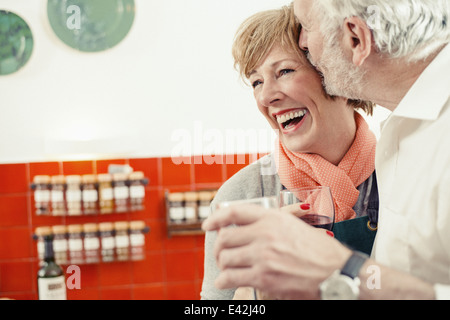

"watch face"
[320, 274, 360, 300]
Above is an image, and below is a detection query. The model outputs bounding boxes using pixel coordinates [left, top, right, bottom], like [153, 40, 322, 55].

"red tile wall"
[0, 154, 264, 300]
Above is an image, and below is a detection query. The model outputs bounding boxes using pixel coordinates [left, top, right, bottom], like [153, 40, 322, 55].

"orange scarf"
[275, 113, 376, 222]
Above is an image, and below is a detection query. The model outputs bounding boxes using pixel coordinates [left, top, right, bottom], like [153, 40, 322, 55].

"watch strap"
[341, 251, 368, 279]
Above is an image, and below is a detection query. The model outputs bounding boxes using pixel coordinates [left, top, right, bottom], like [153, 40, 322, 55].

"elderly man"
[203, 0, 450, 299]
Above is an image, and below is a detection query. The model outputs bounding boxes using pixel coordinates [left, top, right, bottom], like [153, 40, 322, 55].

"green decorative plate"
[47, 0, 135, 52]
[0, 10, 34, 76]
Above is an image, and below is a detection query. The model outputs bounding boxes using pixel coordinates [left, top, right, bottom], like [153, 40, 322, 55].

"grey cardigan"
[200, 154, 376, 300]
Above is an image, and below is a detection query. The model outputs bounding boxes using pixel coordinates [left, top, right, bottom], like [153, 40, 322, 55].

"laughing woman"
[200, 4, 379, 300]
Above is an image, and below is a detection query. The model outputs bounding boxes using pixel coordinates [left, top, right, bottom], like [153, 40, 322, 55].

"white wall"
[0, 0, 390, 164]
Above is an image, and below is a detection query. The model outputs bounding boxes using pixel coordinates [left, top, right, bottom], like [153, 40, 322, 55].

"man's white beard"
[308, 36, 367, 101]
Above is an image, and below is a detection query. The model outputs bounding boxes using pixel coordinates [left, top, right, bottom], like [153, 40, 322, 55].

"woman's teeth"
[276, 110, 307, 126]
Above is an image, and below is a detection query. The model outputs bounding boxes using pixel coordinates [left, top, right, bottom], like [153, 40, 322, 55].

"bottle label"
[38, 276, 67, 300]
[185, 207, 197, 220]
[115, 235, 129, 248]
[130, 185, 145, 199]
[114, 186, 129, 200]
[51, 190, 64, 202]
[53, 239, 68, 252]
[82, 189, 98, 202]
[66, 189, 81, 202]
[170, 207, 185, 220]
[198, 206, 211, 219]
[84, 237, 100, 250]
[35, 190, 50, 202]
[101, 237, 115, 250]
[100, 188, 114, 200]
[130, 233, 145, 246]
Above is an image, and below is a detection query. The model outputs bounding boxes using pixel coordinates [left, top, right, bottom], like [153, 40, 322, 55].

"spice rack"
[31, 172, 149, 216]
[33, 221, 150, 265]
[165, 189, 217, 237]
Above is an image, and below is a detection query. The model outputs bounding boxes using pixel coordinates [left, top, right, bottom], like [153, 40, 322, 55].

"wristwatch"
[319, 251, 368, 300]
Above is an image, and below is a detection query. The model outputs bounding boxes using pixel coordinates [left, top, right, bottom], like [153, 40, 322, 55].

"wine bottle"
[37, 235, 67, 300]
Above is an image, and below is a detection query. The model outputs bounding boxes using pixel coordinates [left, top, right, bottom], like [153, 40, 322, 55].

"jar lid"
[66, 175, 81, 184]
[184, 192, 198, 202]
[97, 173, 112, 182]
[129, 171, 144, 180]
[114, 221, 129, 230]
[83, 223, 98, 232]
[67, 224, 83, 233]
[98, 222, 114, 231]
[82, 174, 97, 183]
[51, 175, 66, 184]
[168, 192, 184, 202]
[51, 225, 67, 234]
[35, 226, 52, 236]
[33, 175, 50, 184]
[198, 191, 213, 201]
[112, 173, 128, 181]
[129, 220, 145, 230]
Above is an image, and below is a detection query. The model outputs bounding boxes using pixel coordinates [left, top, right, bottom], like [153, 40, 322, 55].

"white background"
[0, 0, 391, 164]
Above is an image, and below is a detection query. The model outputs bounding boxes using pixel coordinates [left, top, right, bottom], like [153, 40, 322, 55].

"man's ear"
[342, 16, 373, 66]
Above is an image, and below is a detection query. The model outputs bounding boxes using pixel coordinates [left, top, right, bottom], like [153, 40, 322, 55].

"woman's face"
[249, 45, 355, 157]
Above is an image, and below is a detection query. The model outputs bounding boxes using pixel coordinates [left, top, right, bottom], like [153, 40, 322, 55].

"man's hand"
[202, 205, 351, 300]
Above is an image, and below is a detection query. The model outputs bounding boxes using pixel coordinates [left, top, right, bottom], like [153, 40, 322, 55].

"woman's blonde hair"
[232, 4, 374, 115]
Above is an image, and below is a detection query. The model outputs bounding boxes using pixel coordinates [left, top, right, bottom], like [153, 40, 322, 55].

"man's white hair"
[314, 0, 450, 62]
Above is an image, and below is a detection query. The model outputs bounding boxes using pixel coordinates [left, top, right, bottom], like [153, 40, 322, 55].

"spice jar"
[81, 174, 98, 215]
[67, 224, 84, 264]
[98, 174, 114, 214]
[33, 175, 51, 215]
[184, 192, 199, 222]
[168, 192, 185, 223]
[50, 175, 66, 216]
[129, 171, 145, 211]
[198, 191, 213, 220]
[35, 226, 52, 265]
[113, 173, 129, 213]
[114, 221, 130, 261]
[83, 223, 100, 264]
[129, 220, 146, 261]
[66, 175, 82, 216]
[52, 225, 68, 265]
[99, 222, 115, 262]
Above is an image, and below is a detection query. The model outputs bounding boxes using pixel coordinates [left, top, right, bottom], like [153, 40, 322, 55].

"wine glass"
[214, 196, 279, 211]
[214, 196, 279, 301]
[279, 186, 335, 231]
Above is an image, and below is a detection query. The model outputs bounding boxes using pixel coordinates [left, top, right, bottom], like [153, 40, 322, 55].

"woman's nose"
[257, 80, 282, 107]
[298, 28, 308, 52]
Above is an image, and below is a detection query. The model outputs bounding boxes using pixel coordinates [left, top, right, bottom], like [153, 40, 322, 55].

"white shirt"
[372, 43, 450, 299]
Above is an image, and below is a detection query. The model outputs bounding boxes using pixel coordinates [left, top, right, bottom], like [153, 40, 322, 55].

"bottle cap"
[97, 174, 112, 183]
[129, 220, 146, 230]
[83, 223, 98, 233]
[52, 225, 67, 234]
[98, 222, 114, 232]
[35, 226, 52, 236]
[198, 191, 213, 201]
[129, 171, 144, 180]
[112, 173, 128, 181]
[33, 175, 50, 184]
[51, 175, 66, 184]
[184, 192, 199, 202]
[114, 221, 129, 231]
[67, 224, 82, 233]
[168, 192, 184, 202]
[82, 174, 97, 184]
[66, 175, 81, 184]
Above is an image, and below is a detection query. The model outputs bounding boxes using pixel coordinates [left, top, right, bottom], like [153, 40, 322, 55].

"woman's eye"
[252, 80, 263, 88]
[280, 69, 295, 76]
